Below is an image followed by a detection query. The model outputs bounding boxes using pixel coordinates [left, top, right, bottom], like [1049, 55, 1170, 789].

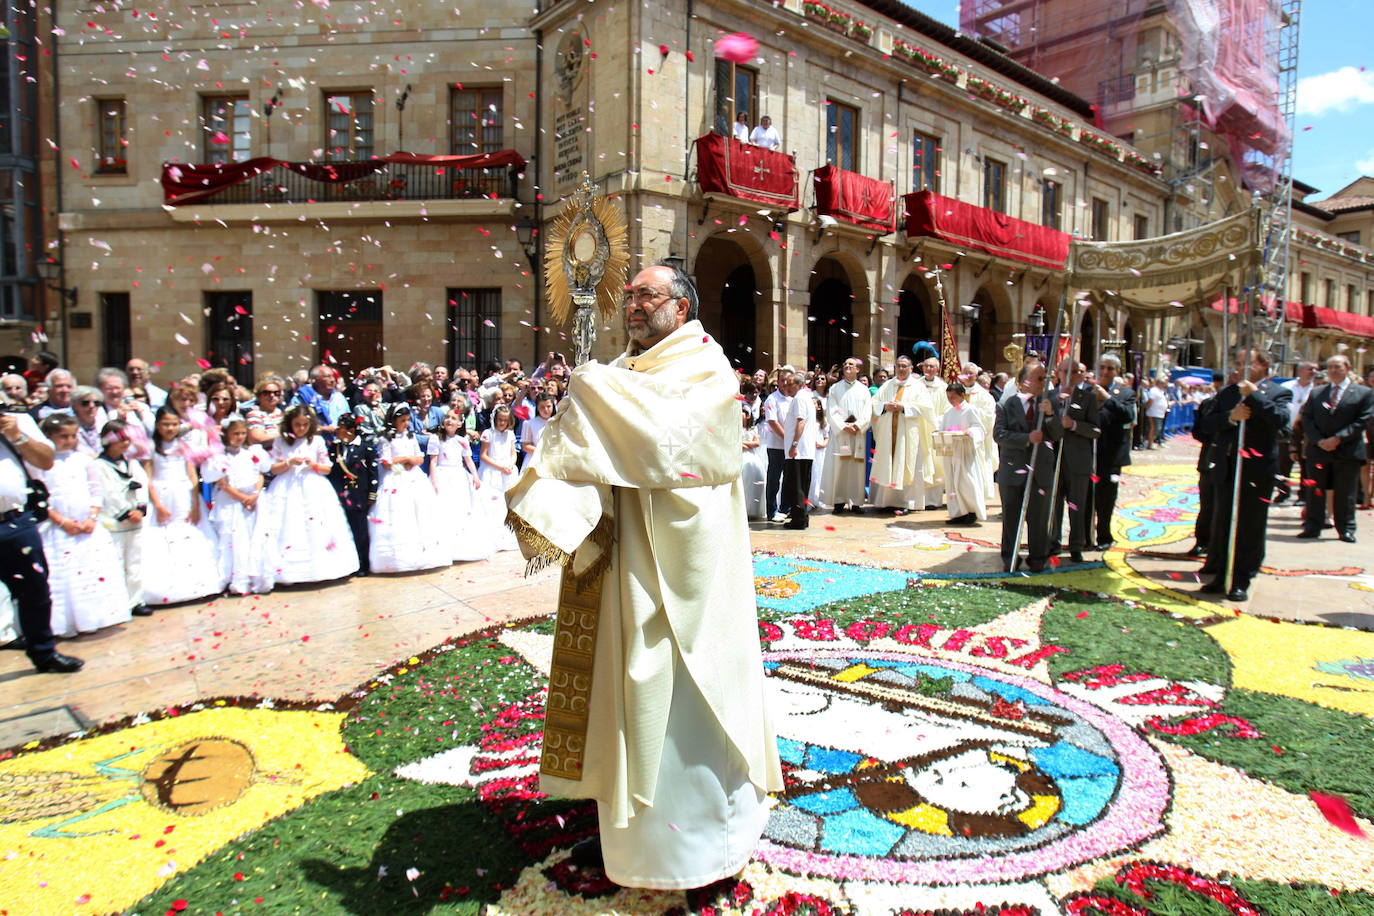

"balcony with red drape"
[812, 165, 895, 234]
[903, 190, 1070, 270]
[693, 133, 800, 212]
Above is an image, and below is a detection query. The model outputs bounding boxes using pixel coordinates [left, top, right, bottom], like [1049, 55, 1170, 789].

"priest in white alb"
[919, 356, 949, 507]
[938, 380, 988, 524]
[960, 362, 999, 492]
[505, 262, 783, 905]
[818, 357, 872, 512]
[869, 354, 938, 510]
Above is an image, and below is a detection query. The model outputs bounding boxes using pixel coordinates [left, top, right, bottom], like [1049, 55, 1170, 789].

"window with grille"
[826, 101, 858, 171]
[101, 293, 132, 368]
[1324, 278, 1335, 309]
[1349, 284, 1359, 312]
[1133, 214, 1149, 240]
[448, 288, 501, 371]
[96, 98, 127, 173]
[206, 291, 254, 385]
[450, 87, 503, 155]
[982, 158, 1007, 214]
[1300, 271, 1312, 304]
[202, 96, 252, 164]
[712, 61, 758, 137]
[1041, 179, 1061, 230]
[324, 92, 374, 161]
[913, 130, 940, 194]
[1091, 198, 1110, 241]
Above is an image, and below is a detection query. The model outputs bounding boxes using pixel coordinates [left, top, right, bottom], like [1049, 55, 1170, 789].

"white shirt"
[749, 124, 781, 150]
[732, 121, 750, 143]
[1284, 377, 1314, 421]
[0, 414, 51, 513]
[760, 390, 791, 450]
[783, 387, 818, 460]
[1145, 387, 1168, 419]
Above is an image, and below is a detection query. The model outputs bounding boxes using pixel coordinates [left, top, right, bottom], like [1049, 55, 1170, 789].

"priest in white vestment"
[960, 363, 999, 493]
[938, 381, 988, 523]
[818, 357, 872, 512]
[869, 355, 938, 510]
[505, 263, 783, 897]
[917, 358, 947, 507]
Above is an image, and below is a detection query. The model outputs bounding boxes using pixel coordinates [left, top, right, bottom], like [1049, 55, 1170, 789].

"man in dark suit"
[1197, 349, 1291, 601]
[328, 413, 377, 574]
[1187, 370, 1228, 558]
[1298, 354, 1374, 543]
[1049, 359, 1102, 563]
[994, 362, 1063, 572]
[1084, 353, 1135, 551]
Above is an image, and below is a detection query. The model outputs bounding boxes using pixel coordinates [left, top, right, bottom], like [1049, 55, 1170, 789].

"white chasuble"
[921, 377, 947, 492]
[939, 403, 989, 520]
[869, 378, 936, 509]
[505, 320, 783, 889]
[819, 379, 873, 508]
[967, 385, 999, 491]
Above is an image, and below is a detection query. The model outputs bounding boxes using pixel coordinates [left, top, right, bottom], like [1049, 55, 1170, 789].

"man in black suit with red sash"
[1298, 354, 1374, 544]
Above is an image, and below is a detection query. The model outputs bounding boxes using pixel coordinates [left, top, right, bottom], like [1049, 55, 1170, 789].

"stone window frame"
[323, 89, 376, 162]
[449, 85, 505, 156]
[825, 98, 859, 171]
[912, 128, 941, 195]
[982, 155, 1007, 214]
[94, 97, 127, 174]
[201, 94, 253, 164]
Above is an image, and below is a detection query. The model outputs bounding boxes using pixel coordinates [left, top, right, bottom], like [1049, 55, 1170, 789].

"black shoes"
[1069, 550, 1084, 564]
[1198, 579, 1225, 595]
[1227, 587, 1249, 601]
[1025, 558, 1046, 572]
[1184, 544, 1207, 558]
[950, 512, 977, 525]
[1096, 541, 1115, 552]
[1340, 533, 1357, 543]
[33, 652, 84, 674]
[568, 837, 604, 870]
[132, 604, 153, 617]
[1296, 529, 1320, 539]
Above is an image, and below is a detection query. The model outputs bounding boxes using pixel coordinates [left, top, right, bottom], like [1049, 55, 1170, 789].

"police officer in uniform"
[0, 408, 84, 672]
[1196, 349, 1291, 601]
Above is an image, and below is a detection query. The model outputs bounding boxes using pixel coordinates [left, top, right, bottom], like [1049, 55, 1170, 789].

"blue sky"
[908, 1, 1374, 203]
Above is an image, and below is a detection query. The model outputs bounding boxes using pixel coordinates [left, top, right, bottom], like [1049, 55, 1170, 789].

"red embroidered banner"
[812, 165, 895, 233]
[693, 132, 799, 211]
[939, 302, 962, 382]
[903, 190, 1070, 270]
[161, 150, 527, 206]
[1306, 305, 1374, 337]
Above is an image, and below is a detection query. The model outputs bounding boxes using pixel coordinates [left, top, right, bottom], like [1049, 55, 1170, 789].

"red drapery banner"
[812, 165, 895, 234]
[903, 190, 1070, 271]
[161, 150, 527, 206]
[693, 132, 799, 211]
[1306, 305, 1374, 338]
[1209, 296, 1309, 322]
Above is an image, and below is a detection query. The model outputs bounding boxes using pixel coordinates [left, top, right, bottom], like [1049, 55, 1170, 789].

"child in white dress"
[519, 394, 555, 469]
[808, 400, 830, 512]
[428, 409, 491, 563]
[369, 404, 449, 573]
[142, 408, 228, 606]
[477, 405, 519, 551]
[740, 405, 769, 520]
[37, 415, 132, 636]
[93, 419, 150, 617]
[257, 405, 360, 584]
[939, 382, 987, 524]
[203, 419, 272, 595]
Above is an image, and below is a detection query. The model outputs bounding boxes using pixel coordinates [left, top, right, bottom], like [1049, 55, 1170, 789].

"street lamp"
[36, 258, 77, 305]
[515, 216, 539, 269]
[958, 301, 981, 331]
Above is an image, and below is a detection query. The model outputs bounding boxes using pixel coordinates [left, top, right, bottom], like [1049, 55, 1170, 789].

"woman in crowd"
[141, 407, 227, 605]
[37, 415, 132, 636]
[256, 405, 360, 585]
[406, 382, 447, 465]
[245, 375, 287, 446]
[205, 380, 241, 426]
[203, 418, 271, 595]
[70, 385, 108, 456]
[352, 379, 388, 442]
[369, 404, 448, 573]
[428, 408, 491, 563]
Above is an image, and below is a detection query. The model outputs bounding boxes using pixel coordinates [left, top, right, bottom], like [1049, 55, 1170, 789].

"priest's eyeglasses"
[623, 287, 672, 306]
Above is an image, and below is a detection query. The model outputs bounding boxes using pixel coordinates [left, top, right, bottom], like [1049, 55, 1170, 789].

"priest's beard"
[625, 305, 678, 348]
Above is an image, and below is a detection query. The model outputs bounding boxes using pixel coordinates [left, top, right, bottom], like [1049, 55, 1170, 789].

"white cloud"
[1297, 66, 1374, 116]
[1356, 148, 1374, 175]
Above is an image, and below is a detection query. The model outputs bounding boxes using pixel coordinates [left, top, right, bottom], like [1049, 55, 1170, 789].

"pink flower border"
[756, 648, 1171, 885]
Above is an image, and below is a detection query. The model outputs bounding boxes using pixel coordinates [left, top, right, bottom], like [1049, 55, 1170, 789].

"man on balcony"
[749, 115, 781, 151]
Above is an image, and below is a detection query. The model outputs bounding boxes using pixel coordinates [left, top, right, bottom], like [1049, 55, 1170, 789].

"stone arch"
[808, 252, 869, 373]
[693, 232, 773, 372]
[969, 281, 1014, 372]
[897, 272, 936, 367]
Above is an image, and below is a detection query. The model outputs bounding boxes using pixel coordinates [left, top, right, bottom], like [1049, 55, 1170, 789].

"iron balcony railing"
[203, 162, 519, 204]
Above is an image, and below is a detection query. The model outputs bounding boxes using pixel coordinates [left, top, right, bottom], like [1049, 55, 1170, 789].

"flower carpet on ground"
[3, 468, 1374, 915]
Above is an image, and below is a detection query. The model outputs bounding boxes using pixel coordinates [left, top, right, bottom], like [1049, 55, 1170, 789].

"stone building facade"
[40, 0, 1369, 383]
